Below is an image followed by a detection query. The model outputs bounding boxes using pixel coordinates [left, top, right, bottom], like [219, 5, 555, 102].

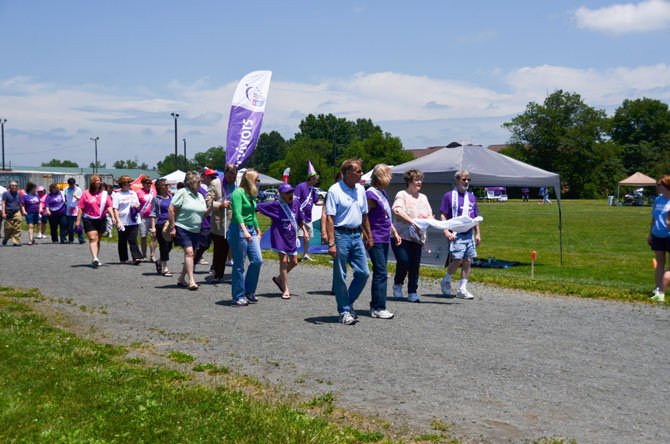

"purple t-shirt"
[150, 195, 172, 226]
[366, 188, 392, 244]
[21, 193, 41, 214]
[45, 191, 67, 216]
[257, 199, 304, 254]
[440, 190, 479, 219]
[294, 181, 318, 222]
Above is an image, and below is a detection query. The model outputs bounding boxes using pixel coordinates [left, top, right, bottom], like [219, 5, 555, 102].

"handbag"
[161, 222, 173, 243]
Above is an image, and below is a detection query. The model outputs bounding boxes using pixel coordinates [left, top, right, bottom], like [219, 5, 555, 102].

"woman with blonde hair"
[75, 175, 115, 268]
[229, 169, 263, 306]
[169, 171, 207, 290]
[367, 164, 401, 318]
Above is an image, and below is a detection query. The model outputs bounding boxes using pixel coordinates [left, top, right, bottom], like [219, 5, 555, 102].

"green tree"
[156, 154, 196, 176]
[191, 146, 227, 171]
[113, 159, 149, 169]
[503, 90, 617, 198]
[610, 98, 670, 178]
[267, 138, 330, 188]
[343, 130, 413, 173]
[89, 161, 106, 169]
[42, 159, 79, 167]
[248, 131, 287, 173]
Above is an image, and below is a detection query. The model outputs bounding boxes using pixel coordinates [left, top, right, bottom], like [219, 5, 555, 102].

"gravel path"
[1, 237, 668, 443]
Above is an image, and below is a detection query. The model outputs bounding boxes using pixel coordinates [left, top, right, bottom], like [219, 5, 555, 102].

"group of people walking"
[0, 160, 487, 324]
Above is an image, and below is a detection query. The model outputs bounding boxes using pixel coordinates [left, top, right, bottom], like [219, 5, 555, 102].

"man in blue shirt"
[325, 159, 372, 325]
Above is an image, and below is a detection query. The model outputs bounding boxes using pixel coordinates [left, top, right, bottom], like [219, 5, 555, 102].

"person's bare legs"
[180, 247, 196, 287]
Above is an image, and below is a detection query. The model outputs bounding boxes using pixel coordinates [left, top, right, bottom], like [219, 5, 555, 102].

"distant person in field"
[521, 187, 530, 202]
[648, 175, 670, 303]
[439, 170, 481, 300]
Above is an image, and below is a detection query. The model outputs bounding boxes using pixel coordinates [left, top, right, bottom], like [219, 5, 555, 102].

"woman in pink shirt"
[75, 175, 115, 268]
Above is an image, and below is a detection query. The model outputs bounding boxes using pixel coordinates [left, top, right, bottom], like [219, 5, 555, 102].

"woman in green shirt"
[169, 171, 207, 290]
[229, 169, 263, 306]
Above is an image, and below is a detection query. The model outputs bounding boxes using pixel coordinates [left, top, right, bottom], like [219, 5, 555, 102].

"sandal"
[163, 271, 173, 277]
[188, 284, 199, 291]
[272, 276, 284, 293]
[281, 293, 291, 300]
[177, 279, 188, 288]
[155, 262, 161, 274]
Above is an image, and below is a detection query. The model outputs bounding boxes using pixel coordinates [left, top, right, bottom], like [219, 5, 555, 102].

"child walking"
[257, 183, 308, 299]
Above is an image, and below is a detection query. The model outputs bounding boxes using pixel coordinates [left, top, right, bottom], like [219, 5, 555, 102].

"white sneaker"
[653, 287, 662, 297]
[301, 254, 314, 262]
[393, 284, 404, 300]
[234, 298, 249, 306]
[92, 258, 101, 269]
[440, 276, 452, 296]
[408, 292, 421, 303]
[651, 292, 665, 302]
[340, 312, 356, 325]
[226, 259, 234, 266]
[456, 288, 474, 299]
[371, 309, 394, 319]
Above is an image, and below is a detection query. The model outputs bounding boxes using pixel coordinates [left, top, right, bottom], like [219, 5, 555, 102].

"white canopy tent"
[615, 172, 656, 204]
[390, 145, 564, 265]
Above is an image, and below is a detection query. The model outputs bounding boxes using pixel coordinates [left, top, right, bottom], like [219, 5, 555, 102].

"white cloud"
[1, 65, 669, 165]
[575, 0, 670, 34]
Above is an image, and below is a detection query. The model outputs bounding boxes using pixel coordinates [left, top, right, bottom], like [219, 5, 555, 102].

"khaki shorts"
[297, 221, 313, 238]
[139, 218, 153, 237]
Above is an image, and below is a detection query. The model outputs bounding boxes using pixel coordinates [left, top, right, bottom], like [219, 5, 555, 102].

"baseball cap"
[279, 183, 295, 194]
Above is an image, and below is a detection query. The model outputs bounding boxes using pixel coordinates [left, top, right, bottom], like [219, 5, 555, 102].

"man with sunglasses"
[439, 170, 481, 299]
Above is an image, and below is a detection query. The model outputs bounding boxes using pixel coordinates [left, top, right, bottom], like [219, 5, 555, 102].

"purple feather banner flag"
[225, 70, 272, 167]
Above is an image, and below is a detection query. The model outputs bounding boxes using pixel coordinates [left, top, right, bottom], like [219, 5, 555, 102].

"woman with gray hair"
[366, 164, 402, 318]
[169, 171, 207, 290]
[391, 168, 434, 303]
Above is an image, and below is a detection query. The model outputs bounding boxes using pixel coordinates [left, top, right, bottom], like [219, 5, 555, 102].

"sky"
[0, 0, 669, 169]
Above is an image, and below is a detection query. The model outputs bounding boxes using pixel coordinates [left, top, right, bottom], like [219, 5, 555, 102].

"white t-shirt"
[112, 190, 140, 226]
[64, 186, 83, 216]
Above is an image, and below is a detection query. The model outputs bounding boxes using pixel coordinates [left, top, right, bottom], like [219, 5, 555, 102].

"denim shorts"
[175, 225, 200, 250]
[25, 212, 39, 225]
[449, 233, 477, 260]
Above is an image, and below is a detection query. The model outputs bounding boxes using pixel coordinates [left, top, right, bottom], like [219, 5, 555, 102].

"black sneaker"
[245, 294, 258, 304]
[2, 239, 7, 246]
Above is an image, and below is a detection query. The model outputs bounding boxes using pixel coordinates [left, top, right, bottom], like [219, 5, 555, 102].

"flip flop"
[177, 279, 187, 287]
[188, 284, 199, 291]
[281, 293, 291, 300]
[272, 276, 284, 293]
[163, 271, 173, 277]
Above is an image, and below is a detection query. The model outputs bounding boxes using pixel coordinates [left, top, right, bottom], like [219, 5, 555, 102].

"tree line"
[502, 91, 669, 198]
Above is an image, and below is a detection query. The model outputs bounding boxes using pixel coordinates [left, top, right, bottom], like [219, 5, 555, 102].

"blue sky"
[1, 0, 669, 168]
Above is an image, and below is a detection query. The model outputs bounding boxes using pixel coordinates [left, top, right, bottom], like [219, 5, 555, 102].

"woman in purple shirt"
[257, 183, 308, 299]
[150, 179, 173, 276]
[366, 164, 401, 319]
[20, 182, 41, 245]
[44, 183, 68, 243]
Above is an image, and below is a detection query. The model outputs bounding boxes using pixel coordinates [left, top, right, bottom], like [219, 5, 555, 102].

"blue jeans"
[392, 239, 422, 294]
[333, 230, 369, 314]
[369, 243, 390, 310]
[229, 224, 263, 302]
[66, 215, 84, 243]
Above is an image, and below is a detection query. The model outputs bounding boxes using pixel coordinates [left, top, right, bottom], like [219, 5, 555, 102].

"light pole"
[1, 119, 6, 171]
[90, 137, 99, 174]
[182, 138, 187, 171]
[171, 113, 179, 172]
